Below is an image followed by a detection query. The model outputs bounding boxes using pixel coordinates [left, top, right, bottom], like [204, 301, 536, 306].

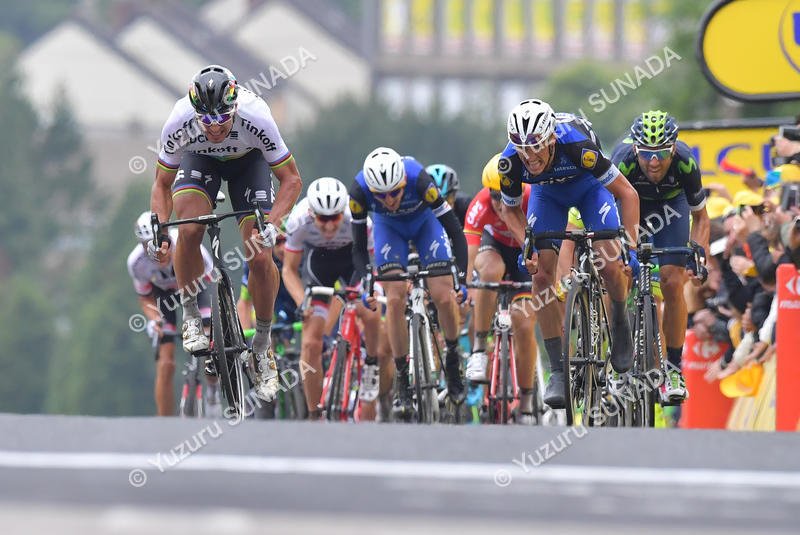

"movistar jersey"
[500, 113, 620, 207]
[611, 139, 706, 211]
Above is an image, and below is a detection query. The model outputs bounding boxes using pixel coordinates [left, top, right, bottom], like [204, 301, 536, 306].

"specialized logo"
[380, 243, 392, 260]
[429, 239, 440, 258]
[349, 199, 364, 215]
[581, 148, 598, 169]
[599, 202, 611, 225]
[424, 184, 440, 203]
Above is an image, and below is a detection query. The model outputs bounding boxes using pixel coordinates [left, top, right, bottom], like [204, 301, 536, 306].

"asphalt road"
[1, 413, 799, 534]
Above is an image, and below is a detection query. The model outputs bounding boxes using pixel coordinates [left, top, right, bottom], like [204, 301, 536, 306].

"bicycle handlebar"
[638, 240, 708, 282]
[523, 227, 631, 266]
[468, 280, 533, 291]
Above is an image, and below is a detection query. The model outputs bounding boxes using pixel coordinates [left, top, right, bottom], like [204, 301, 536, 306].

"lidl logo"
[349, 198, 363, 215]
[581, 148, 598, 169]
[424, 184, 440, 203]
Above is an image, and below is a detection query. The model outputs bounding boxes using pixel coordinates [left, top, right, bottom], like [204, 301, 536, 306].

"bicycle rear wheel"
[562, 282, 593, 427]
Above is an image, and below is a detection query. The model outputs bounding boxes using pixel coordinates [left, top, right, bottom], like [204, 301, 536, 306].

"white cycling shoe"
[182, 317, 209, 353]
[359, 363, 380, 402]
[251, 349, 280, 402]
[659, 369, 688, 404]
[465, 352, 489, 382]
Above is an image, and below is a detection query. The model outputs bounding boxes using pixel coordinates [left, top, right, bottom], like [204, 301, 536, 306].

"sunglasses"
[489, 190, 502, 201]
[636, 145, 673, 161]
[315, 213, 343, 223]
[509, 132, 549, 149]
[196, 110, 235, 126]
[374, 186, 405, 200]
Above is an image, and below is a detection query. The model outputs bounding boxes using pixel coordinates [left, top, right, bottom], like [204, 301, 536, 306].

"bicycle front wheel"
[631, 294, 658, 427]
[562, 282, 593, 427]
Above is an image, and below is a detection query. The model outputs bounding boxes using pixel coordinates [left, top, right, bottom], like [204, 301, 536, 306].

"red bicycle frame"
[318, 287, 363, 422]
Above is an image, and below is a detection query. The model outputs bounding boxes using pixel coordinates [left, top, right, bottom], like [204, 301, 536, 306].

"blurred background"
[0, 0, 795, 416]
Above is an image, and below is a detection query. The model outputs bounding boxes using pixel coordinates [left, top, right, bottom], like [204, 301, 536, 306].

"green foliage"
[291, 98, 505, 194]
[47, 181, 156, 415]
[0, 274, 55, 413]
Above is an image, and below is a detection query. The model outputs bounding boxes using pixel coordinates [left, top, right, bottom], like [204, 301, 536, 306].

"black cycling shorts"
[478, 232, 532, 299]
[172, 150, 274, 224]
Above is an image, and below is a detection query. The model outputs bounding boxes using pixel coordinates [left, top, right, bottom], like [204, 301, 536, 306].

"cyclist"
[464, 153, 539, 423]
[426, 164, 471, 226]
[281, 177, 386, 419]
[149, 65, 302, 402]
[128, 212, 214, 416]
[611, 110, 710, 403]
[350, 147, 469, 417]
[499, 99, 640, 409]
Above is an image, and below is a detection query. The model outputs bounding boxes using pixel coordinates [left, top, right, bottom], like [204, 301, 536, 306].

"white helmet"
[134, 211, 154, 243]
[507, 99, 556, 150]
[307, 177, 348, 216]
[363, 147, 405, 193]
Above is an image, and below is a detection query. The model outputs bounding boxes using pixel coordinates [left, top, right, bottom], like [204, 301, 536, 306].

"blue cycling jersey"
[499, 113, 620, 206]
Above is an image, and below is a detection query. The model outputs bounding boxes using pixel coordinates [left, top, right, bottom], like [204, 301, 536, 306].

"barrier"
[680, 329, 734, 429]
[775, 264, 800, 431]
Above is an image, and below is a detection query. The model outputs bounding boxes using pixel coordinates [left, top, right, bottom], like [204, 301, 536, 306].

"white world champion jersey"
[157, 88, 291, 168]
[127, 244, 214, 296]
[284, 198, 373, 253]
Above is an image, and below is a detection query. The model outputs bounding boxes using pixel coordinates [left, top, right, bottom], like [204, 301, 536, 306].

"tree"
[0, 274, 55, 413]
[46, 181, 155, 415]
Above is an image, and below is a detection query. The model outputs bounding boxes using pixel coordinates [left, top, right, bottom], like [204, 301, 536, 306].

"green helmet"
[630, 110, 679, 148]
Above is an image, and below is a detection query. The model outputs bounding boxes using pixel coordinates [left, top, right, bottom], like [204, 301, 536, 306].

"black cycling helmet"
[630, 110, 679, 148]
[188, 65, 238, 115]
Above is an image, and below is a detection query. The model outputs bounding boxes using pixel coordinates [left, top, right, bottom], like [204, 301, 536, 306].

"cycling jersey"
[349, 156, 467, 275]
[611, 139, 706, 211]
[127, 244, 214, 296]
[499, 113, 620, 206]
[465, 185, 531, 248]
[284, 198, 373, 253]
[156, 88, 292, 171]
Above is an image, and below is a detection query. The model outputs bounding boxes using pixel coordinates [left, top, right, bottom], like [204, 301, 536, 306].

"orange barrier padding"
[776, 264, 800, 432]
[680, 329, 734, 429]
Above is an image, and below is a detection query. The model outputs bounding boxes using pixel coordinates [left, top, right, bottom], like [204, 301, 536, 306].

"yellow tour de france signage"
[679, 121, 787, 196]
[699, 0, 800, 101]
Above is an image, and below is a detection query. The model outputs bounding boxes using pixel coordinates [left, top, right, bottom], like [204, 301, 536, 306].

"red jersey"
[464, 185, 531, 248]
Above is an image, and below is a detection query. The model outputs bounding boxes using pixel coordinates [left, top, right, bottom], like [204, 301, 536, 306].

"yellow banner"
[700, 0, 800, 100]
[679, 125, 778, 196]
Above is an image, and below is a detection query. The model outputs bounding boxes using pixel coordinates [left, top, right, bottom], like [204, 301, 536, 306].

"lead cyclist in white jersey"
[149, 65, 302, 402]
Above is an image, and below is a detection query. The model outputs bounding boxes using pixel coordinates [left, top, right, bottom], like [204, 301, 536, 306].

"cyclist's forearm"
[618, 189, 639, 247]
[690, 208, 710, 255]
[438, 210, 467, 273]
[282, 261, 305, 306]
[466, 244, 479, 284]
[138, 295, 161, 322]
[351, 221, 370, 279]
[502, 204, 527, 246]
[269, 161, 302, 226]
[151, 168, 175, 224]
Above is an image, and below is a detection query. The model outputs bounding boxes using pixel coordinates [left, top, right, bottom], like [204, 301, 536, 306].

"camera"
[780, 183, 800, 212]
[779, 125, 800, 142]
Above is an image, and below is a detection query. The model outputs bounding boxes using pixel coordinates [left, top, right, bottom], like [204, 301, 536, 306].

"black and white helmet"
[363, 147, 405, 193]
[307, 177, 348, 216]
[507, 99, 556, 150]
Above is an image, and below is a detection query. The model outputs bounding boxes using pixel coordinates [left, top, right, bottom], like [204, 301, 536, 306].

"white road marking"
[1, 450, 799, 489]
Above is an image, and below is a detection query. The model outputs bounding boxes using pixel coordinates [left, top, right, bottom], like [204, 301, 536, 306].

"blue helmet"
[425, 164, 459, 196]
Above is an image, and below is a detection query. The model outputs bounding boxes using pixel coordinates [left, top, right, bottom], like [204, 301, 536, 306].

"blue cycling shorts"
[372, 211, 452, 273]
[640, 192, 690, 266]
[526, 177, 621, 250]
